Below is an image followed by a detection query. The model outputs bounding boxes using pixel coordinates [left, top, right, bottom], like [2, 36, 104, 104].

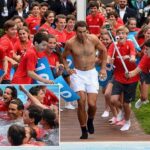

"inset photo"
[0, 84, 60, 146]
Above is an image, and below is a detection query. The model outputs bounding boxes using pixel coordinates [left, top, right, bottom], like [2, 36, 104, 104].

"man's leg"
[77, 91, 88, 139]
[87, 93, 98, 134]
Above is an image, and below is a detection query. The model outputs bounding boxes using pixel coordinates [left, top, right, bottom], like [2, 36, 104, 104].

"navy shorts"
[112, 80, 138, 103]
[140, 72, 150, 84]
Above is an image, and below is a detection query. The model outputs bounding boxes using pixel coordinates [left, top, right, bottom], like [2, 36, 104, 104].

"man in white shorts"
[62, 21, 107, 139]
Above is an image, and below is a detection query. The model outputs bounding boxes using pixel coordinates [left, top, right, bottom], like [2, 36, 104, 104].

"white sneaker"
[101, 111, 109, 118]
[135, 99, 143, 109]
[65, 103, 75, 110]
[143, 99, 149, 105]
[116, 110, 124, 122]
[120, 120, 131, 131]
[60, 108, 63, 111]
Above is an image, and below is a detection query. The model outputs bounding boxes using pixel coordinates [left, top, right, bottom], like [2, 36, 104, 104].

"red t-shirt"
[64, 29, 76, 41]
[14, 39, 32, 56]
[117, 18, 124, 25]
[11, 47, 38, 84]
[39, 23, 55, 34]
[43, 89, 59, 106]
[138, 55, 150, 73]
[108, 40, 139, 84]
[41, 51, 59, 67]
[0, 100, 8, 111]
[0, 45, 5, 70]
[86, 12, 105, 35]
[26, 15, 41, 35]
[0, 34, 17, 80]
[53, 29, 66, 43]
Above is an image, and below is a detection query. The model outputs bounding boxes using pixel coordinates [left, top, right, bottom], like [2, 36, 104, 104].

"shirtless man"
[62, 21, 107, 139]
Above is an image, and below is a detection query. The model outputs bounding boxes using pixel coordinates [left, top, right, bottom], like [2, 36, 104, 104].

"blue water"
[0, 84, 59, 104]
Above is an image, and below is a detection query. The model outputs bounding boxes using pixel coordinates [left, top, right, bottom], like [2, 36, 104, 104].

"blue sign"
[66, 55, 74, 69]
[0, 70, 4, 77]
[127, 32, 141, 52]
[96, 64, 113, 88]
[54, 76, 80, 102]
[33, 57, 54, 84]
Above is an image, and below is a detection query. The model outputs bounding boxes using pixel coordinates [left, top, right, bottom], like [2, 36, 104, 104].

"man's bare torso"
[69, 34, 97, 71]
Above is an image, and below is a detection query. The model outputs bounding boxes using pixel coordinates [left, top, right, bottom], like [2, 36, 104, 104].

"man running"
[62, 21, 107, 139]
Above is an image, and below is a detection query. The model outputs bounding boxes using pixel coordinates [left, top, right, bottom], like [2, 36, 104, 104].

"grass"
[132, 85, 150, 134]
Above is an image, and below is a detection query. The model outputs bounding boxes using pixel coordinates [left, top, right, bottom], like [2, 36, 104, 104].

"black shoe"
[80, 132, 88, 139]
[87, 118, 94, 134]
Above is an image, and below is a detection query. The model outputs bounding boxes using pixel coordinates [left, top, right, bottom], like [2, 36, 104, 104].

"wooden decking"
[60, 91, 150, 142]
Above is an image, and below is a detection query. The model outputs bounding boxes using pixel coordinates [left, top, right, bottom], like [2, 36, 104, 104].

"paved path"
[60, 91, 150, 142]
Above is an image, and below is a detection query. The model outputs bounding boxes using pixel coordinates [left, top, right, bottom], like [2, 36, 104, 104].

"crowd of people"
[0, 0, 150, 141]
[0, 85, 59, 146]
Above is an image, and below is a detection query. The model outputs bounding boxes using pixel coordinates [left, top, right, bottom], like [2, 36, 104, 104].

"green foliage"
[132, 85, 150, 134]
[0, 29, 5, 37]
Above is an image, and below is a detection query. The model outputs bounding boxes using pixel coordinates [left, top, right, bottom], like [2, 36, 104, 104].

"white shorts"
[70, 68, 99, 93]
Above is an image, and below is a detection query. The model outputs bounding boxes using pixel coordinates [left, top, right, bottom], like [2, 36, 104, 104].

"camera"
[105, 24, 111, 30]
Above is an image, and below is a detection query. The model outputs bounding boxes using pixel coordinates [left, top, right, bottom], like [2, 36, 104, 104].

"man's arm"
[127, 67, 141, 78]
[28, 70, 53, 84]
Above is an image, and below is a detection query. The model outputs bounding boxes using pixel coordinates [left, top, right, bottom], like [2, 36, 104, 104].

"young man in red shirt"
[64, 14, 76, 41]
[53, 14, 66, 44]
[86, 1, 105, 37]
[0, 20, 18, 84]
[108, 26, 139, 131]
[12, 32, 53, 84]
[25, 2, 41, 35]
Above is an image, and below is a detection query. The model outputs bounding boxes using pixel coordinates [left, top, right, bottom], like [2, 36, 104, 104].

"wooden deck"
[60, 91, 150, 142]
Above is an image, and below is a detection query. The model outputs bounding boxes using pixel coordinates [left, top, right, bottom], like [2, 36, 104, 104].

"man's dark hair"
[40, 10, 55, 25]
[3, 20, 16, 31]
[30, 1, 40, 10]
[40, 2, 49, 8]
[107, 11, 119, 19]
[89, 1, 99, 9]
[27, 105, 42, 125]
[33, 32, 48, 44]
[66, 14, 76, 23]
[42, 109, 58, 129]
[144, 39, 150, 47]
[5, 86, 17, 99]
[10, 98, 24, 110]
[8, 124, 25, 146]
[74, 21, 87, 31]
[55, 14, 66, 23]
[29, 86, 41, 96]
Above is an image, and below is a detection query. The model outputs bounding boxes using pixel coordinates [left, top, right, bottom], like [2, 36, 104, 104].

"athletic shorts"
[140, 72, 150, 84]
[112, 80, 138, 103]
[70, 68, 99, 93]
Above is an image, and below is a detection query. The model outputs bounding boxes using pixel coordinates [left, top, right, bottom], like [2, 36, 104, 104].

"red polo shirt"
[53, 29, 66, 43]
[0, 45, 5, 70]
[0, 35, 17, 80]
[26, 15, 41, 35]
[39, 23, 55, 34]
[43, 89, 59, 106]
[108, 40, 139, 84]
[14, 39, 33, 56]
[12, 47, 38, 84]
[64, 29, 76, 41]
[138, 55, 150, 73]
[86, 12, 105, 35]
